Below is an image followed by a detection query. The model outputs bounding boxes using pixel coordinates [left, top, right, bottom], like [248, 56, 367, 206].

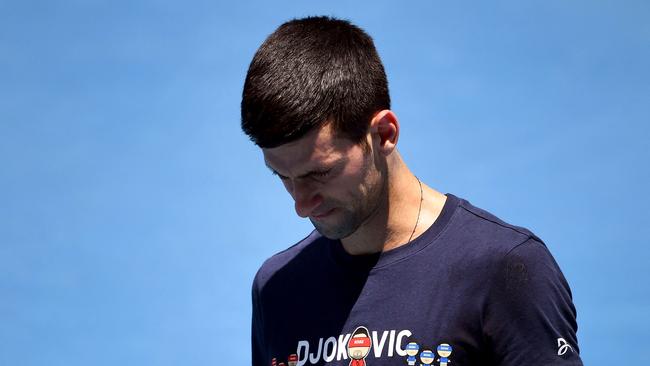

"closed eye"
[268, 166, 335, 181]
[312, 169, 331, 178]
[270, 170, 289, 180]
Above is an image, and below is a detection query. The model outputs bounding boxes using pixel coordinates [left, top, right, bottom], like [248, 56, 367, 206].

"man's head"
[261, 115, 397, 239]
[242, 17, 398, 240]
[241, 16, 390, 148]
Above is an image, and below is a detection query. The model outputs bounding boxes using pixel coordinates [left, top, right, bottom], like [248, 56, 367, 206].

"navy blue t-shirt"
[252, 194, 583, 366]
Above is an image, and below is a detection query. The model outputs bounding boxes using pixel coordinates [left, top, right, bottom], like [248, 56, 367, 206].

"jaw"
[338, 169, 390, 254]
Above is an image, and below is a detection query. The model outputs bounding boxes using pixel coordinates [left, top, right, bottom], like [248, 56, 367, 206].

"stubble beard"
[309, 200, 367, 240]
[310, 168, 387, 240]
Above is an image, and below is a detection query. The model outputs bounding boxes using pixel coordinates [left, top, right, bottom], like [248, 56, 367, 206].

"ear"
[369, 110, 400, 156]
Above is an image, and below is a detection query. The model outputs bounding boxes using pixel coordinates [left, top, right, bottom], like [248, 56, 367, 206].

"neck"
[340, 152, 447, 255]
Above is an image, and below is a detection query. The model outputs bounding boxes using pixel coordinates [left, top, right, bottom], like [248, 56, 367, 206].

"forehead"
[262, 124, 354, 172]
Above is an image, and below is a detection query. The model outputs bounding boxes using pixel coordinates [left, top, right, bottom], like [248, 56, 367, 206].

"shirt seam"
[458, 204, 534, 240]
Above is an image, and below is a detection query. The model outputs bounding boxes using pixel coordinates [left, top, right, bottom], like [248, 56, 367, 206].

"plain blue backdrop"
[1, 0, 648, 365]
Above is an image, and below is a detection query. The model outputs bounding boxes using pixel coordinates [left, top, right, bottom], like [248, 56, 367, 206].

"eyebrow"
[265, 159, 344, 179]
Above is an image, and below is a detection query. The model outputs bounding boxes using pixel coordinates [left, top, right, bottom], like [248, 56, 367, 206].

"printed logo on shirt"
[402, 340, 453, 366]
[280, 326, 455, 366]
[270, 354, 298, 366]
[435, 343, 453, 366]
[347, 326, 372, 366]
[557, 337, 573, 356]
[292, 326, 412, 365]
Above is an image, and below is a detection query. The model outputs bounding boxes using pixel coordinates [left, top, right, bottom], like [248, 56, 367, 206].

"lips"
[311, 208, 335, 219]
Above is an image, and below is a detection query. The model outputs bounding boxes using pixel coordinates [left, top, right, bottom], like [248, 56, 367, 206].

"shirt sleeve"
[483, 237, 583, 366]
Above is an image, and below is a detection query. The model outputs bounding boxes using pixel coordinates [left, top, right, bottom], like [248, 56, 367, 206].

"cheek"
[321, 175, 366, 204]
[281, 179, 293, 193]
[339, 156, 378, 191]
[321, 152, 380, 202]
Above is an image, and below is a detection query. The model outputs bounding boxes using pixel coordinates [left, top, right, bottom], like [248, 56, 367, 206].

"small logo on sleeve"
[557, 338, 574, 356]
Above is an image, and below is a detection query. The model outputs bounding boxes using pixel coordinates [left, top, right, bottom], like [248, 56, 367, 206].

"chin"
[311, 220, 355, 240]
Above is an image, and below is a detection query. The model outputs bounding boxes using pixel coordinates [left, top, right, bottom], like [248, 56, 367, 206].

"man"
[241, 16, 583, 366]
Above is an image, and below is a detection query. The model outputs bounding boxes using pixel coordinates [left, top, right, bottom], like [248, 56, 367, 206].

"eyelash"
[272, 171, 289, 180]
[313, 170, 330, 177]
[272, 170, 331, 180]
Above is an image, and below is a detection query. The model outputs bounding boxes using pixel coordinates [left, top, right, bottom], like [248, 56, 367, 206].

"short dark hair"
[241, 16, 390, 148]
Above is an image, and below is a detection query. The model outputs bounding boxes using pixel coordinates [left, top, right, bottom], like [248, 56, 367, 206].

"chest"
[261, 261, 491, 365]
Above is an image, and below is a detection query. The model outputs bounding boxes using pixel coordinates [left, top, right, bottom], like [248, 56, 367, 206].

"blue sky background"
[1, 0, 648, 364]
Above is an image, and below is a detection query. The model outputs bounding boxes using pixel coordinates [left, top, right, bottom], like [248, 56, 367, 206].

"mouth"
[311, 208, 335, 220]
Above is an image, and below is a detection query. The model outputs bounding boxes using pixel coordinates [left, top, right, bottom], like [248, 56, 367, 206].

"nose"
[287, 179, 323, 218]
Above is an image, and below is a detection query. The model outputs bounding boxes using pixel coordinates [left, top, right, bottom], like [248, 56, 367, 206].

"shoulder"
[446, 197, 581, 358]
[252, 230, 327, 292]
[434, 194, 559, 281]
[447, 194, 546, 256]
